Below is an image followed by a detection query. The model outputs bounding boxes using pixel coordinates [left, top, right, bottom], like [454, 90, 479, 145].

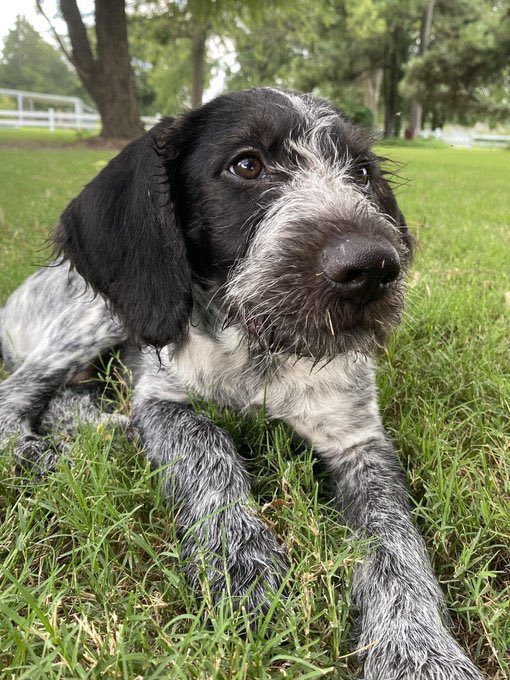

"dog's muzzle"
[321, 234, 401, 305]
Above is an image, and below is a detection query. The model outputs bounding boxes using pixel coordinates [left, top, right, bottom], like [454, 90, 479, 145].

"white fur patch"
[154, 323, 383, 461]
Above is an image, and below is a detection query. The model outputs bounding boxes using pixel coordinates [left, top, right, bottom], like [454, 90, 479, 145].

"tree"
[406, 0, 435, 138]
[225, 2, 370, 117]
[130, 25, 197, 116]
[0, 16, 81, 97]
[130, 0, 249, 111]
[37, 0, 142, 139]
[339, 0, 420, 137]
[225, 0, 427, 133]
[129, 1, 213, 114]
[402, 0, 510, 127]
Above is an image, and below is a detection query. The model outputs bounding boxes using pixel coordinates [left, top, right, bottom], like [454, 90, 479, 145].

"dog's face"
[56, 88, 414, 358]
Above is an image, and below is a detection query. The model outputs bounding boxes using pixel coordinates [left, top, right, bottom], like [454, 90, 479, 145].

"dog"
[0, 88, 481, 679]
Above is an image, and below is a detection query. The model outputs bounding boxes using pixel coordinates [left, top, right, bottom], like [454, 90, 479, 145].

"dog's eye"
[229, 157, 265, 180]
[357, 165, 371, 187]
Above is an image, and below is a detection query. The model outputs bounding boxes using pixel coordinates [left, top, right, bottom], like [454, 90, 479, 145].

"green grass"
[0, 146, 112, 302]
[0, 127, 96, 147]
[0, 137, 509, 678]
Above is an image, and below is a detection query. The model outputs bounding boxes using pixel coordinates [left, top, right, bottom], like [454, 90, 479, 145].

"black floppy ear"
[55, 118, 192, 347]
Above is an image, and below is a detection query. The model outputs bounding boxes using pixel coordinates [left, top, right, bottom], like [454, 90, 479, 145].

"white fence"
[0, 88, 159, 132]
[421, 126, 510, 148]
[0, 108, 98, 130]
[0, 108, 159, 131]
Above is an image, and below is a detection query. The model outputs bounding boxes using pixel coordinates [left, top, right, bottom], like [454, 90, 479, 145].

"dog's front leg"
[0, 296, 126, 472]
[283, 363, 481, 679]
[325, 437, 482, 679]
[132, 375, 287, 617]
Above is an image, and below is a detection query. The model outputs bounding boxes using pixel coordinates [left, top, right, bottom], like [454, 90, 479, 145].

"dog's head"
[55, 88, 414, 357]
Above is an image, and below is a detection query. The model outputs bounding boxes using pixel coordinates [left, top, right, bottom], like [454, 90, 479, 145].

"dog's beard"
[221, 221, 409, 361]
[223, 284, 405, 361]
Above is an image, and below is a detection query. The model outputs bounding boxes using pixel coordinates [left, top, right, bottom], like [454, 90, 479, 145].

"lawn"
[0, 136, 509, 679]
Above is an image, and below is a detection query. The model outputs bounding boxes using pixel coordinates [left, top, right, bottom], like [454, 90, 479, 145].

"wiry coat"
[0, 89, 481, 679]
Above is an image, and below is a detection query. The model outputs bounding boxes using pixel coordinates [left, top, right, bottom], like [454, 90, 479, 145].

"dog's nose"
[321, 235, 401, 303]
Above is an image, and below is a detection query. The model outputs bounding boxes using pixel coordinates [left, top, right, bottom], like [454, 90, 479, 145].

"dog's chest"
[171, 327, 379, 432]
[171, 327, 266, 409]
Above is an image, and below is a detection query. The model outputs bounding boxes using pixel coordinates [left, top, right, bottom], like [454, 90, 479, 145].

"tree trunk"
[191, 27, 206, 108]
[407, 99, 422, 139]
[60, 0, 142, 139]
[361, 68, 383, 122]
[407, 0, 436, 139]
[383, 27, 403, 138]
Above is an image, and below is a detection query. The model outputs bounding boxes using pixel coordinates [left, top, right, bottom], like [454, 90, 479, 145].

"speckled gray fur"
[0, 89, 481, 678]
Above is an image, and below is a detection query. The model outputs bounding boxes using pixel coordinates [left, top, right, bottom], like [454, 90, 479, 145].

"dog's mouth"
[227, 293, 403, 359]
[222, 235, 409, 360]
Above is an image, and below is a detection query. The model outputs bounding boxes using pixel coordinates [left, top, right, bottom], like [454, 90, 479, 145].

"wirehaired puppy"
[0, 88, 481, 679]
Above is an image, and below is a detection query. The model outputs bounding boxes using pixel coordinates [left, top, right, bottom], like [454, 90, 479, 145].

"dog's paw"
[222, 526, 289, 617]
[361, 631, 482, 680]
[13, 435, 63, 478]
[183, 515, 288, 621]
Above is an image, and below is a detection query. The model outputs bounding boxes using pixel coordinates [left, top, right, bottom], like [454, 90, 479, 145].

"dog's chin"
[239, 316, 393, 361]
[223, 278, 406, 362]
